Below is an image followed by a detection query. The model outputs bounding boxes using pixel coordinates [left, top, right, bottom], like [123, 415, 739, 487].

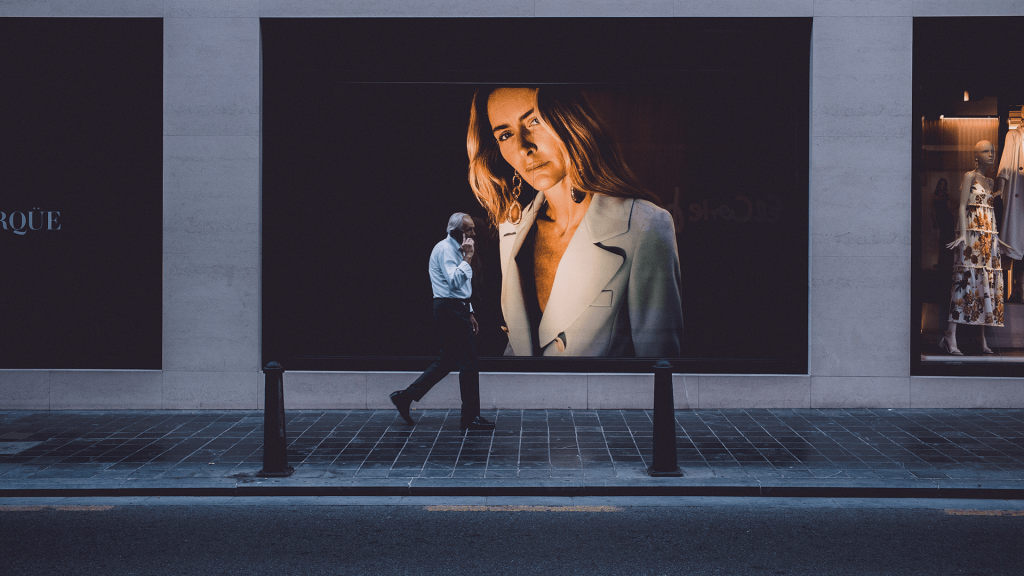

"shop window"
[914, 17, 1024, 375]
[0, 18, 162, 369]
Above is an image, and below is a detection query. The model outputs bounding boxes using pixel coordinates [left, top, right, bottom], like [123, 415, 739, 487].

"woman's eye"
[497, 131, 512, 142]
[528, 117, 540, 126]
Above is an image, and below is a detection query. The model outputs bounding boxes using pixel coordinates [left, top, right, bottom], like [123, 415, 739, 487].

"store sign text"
[666, 187, 781, 232]
[0, 209, 61, 235]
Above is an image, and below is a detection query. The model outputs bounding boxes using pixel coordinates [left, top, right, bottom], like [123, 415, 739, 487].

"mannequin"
[942, 140, 1005, 355]
[995, 121, 1024, 300]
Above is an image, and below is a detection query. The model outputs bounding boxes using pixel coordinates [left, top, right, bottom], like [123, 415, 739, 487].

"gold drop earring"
[507, 171, 523, 224]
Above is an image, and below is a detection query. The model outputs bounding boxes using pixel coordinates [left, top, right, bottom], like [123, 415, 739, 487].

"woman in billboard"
[467, 87, 684, 357]
[942, 140, 1005, 355]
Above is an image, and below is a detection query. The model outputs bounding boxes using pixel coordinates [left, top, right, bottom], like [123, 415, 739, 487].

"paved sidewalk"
[1, 409, 1023, 498]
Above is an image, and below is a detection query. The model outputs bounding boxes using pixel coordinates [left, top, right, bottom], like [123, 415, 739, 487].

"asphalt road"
[2, 497, 1022, 575]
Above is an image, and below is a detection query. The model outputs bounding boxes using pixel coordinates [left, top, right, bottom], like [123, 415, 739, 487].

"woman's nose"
[516, 130, 536, 155]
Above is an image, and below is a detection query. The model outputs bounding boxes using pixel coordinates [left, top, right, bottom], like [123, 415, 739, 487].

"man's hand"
[461, 236, 475, 263]
[470, 313, 479, 335]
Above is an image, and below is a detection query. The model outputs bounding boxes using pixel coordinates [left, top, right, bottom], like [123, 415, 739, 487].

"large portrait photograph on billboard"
[261, 18, 810, 373]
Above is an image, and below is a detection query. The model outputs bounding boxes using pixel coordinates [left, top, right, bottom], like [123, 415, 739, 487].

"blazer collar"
[507, 190, 546, 266]
[507, 192, 632, 262]
[584, 193, 632, 242]
[504, 192, 632, 352]
[500, 192, 545, 356]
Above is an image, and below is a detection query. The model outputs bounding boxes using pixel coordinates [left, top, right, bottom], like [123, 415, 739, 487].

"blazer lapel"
[537, 195, 631, 349]
[500, 192, 545, 357]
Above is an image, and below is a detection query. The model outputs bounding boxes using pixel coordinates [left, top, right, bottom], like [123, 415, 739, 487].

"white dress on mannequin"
[948, 179, 1004, 327]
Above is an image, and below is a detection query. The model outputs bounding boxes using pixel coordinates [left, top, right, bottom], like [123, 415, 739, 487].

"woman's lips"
[525, 161, 548, 172]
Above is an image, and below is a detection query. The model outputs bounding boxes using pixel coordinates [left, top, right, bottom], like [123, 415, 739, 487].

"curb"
[2, 482, 1023, 500]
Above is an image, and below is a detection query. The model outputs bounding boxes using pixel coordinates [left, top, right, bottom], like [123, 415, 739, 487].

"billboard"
[261, 18, 810, 373]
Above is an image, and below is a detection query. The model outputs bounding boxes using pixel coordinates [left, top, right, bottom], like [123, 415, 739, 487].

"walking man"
[390, 213, 495, 431]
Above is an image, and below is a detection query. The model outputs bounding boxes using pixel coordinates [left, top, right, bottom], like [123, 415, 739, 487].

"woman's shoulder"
[631, 197, 668, 214]
[612, 196, 676, 241]
[589, 194, 671, 228]
[591, 194, 667, 217]
[964, 172, 993, 188]
[629, 198, 674, 228]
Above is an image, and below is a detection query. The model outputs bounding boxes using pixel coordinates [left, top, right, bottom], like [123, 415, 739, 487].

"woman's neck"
[542, 179, 592, 236]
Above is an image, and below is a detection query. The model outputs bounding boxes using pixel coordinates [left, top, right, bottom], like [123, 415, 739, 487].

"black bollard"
[648, 360, 682, 477]
[257, 361, 294, 477]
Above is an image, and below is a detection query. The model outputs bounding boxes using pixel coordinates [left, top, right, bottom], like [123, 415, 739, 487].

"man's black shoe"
[460, 416, 495, 431]
[390, 391, 414, 425]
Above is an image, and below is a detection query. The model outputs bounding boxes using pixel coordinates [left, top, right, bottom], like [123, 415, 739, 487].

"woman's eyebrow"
[491, 108, 535, 134]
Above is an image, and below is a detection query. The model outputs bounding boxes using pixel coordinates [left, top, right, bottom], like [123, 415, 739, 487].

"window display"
[915, 17, 1024, 374]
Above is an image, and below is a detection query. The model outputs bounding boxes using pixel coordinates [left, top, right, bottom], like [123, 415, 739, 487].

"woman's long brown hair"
[467, 86, 658, 225]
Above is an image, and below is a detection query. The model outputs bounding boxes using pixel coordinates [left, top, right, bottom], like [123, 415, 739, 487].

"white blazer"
[498, 191, 684, 357]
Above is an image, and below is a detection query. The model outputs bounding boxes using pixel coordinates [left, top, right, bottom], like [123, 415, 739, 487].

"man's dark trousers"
[403, 298, 480, 422]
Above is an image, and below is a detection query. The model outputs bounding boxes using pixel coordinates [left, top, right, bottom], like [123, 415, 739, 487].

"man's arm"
[442, 240, 473, 291]
[461, 237, 476, 323]
[442, 239, 478, 333]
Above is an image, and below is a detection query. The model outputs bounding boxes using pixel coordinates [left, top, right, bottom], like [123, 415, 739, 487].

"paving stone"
[2, 409, 1024, 496]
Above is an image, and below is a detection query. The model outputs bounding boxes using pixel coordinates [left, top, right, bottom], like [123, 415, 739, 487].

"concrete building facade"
[2, 0, 1022, 410]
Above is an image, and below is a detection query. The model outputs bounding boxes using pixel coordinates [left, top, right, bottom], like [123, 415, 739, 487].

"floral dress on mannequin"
[949, 179, 1005, 326]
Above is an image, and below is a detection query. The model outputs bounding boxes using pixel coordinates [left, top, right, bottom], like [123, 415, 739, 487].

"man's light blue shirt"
[428, 235, 473, 312]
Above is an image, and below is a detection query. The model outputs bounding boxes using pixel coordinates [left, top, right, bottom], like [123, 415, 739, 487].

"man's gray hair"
[446, 212, 469, 234]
